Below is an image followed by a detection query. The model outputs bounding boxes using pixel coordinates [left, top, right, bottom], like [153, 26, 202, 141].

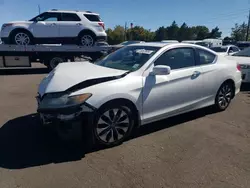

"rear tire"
[91, 104, 135, 147]
[78, 32, 96, 47]
[214, 81, 234, 111]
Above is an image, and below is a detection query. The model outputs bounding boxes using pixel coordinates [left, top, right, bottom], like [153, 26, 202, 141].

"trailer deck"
[0, 43, 111, 70]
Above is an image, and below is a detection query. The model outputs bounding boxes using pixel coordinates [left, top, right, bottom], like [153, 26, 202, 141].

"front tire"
[92, 104, 135, 147]
[11, 30, 33, 45]
[214, 81, 234, 111]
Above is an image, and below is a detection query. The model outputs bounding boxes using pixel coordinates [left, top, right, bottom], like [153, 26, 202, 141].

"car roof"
[129, 42, 218, 54]
[129, 42, 207, 48]
[47, 10, 99, 15]
[129, 42, 170, 47]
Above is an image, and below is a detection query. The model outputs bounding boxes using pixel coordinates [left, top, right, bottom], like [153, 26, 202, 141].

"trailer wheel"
[45, 57, 66, 71]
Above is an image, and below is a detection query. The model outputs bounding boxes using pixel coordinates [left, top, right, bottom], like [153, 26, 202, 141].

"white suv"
[1, 10, 107, 46]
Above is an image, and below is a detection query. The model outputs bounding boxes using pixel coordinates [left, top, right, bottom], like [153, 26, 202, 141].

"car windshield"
[95, 46, 160, 71]
[29, 13, 43, 21]
[232, 47, 250, 57]
[210, 47, 227, 52]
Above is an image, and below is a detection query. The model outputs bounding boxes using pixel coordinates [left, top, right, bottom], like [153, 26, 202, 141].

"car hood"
[225, 56, 250, 65]
[38, 61, 127, 97]
[8, 21, 32, 24]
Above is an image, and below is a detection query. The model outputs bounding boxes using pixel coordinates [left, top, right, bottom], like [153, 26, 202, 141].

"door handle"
[191, 71, 201, 79]
[76, 23, 82, 26]
[50, 23, 56, 26]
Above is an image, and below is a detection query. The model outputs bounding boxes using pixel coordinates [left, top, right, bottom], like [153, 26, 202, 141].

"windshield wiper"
[125, 70, 132, 75]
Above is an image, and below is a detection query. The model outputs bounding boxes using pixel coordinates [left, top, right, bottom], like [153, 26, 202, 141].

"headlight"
[1, 23, 13, 30]
[39, 93, 92, 109]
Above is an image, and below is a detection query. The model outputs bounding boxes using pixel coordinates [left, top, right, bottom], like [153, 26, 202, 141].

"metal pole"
[246, 9, 250, 41]
[124, 22, 127, 41]
[38, 5, 41, 14]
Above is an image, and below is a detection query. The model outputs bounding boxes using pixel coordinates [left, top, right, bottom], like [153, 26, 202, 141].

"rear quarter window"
[197, 48, 216, 65]
[84, 14, 101, 22]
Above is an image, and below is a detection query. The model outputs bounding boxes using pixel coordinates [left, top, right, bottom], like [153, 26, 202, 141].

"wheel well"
[78, 29, 96, 38]
[43, 56, 67, 70]
[98, 98, 141, 127]
[10, 28, 33, 38]
[222, 79, 236, 98]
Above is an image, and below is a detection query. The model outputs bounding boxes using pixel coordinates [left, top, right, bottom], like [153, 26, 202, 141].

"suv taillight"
[98, 22, 105, 30]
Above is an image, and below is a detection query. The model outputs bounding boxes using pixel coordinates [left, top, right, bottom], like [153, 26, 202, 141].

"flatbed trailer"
[0, 43, 111, 70]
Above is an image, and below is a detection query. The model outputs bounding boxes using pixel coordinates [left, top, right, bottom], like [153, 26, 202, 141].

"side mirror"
[151, 65, 171, 75]
[228, 50, 234, 54]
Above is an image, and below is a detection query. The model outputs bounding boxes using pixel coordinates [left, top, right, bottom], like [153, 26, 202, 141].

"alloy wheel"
[96, 108, 130, 143]
[81, 35, 94, 47]
[15, 33, 30, 45]
[217, 83, 232, 109]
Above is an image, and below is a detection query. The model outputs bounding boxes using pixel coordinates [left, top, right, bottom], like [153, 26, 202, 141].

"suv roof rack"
[49, 9, 93, 13]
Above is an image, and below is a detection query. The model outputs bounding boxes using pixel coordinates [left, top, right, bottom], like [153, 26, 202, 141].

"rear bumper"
[241, 69, 250, 83]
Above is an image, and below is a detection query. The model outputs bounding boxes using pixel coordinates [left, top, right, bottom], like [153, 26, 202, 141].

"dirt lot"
[0, 64, 250, 188]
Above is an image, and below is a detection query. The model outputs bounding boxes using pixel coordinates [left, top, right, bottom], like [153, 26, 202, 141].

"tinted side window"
[154, 48, 195, 70]
[84, 14, 101, 22]
[62, 13, 81, 21]
[197, 49, 216, 65]
[41, 13, 60, 21]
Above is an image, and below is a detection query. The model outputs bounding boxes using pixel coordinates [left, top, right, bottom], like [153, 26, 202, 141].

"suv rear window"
[84, 14, 101, 22]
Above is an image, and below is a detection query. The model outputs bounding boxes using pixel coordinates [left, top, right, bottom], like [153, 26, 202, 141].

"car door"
[195, 48, 219, 102]
[142, 47, 204, 124]
[59, 13, 82, 38]
[30, 12, 60, 38]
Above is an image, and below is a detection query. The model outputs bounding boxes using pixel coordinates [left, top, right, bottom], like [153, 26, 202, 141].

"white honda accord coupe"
[37, 43, 242, 147]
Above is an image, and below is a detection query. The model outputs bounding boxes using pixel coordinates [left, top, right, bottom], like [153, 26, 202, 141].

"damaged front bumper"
[37, 100, 96, 126]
